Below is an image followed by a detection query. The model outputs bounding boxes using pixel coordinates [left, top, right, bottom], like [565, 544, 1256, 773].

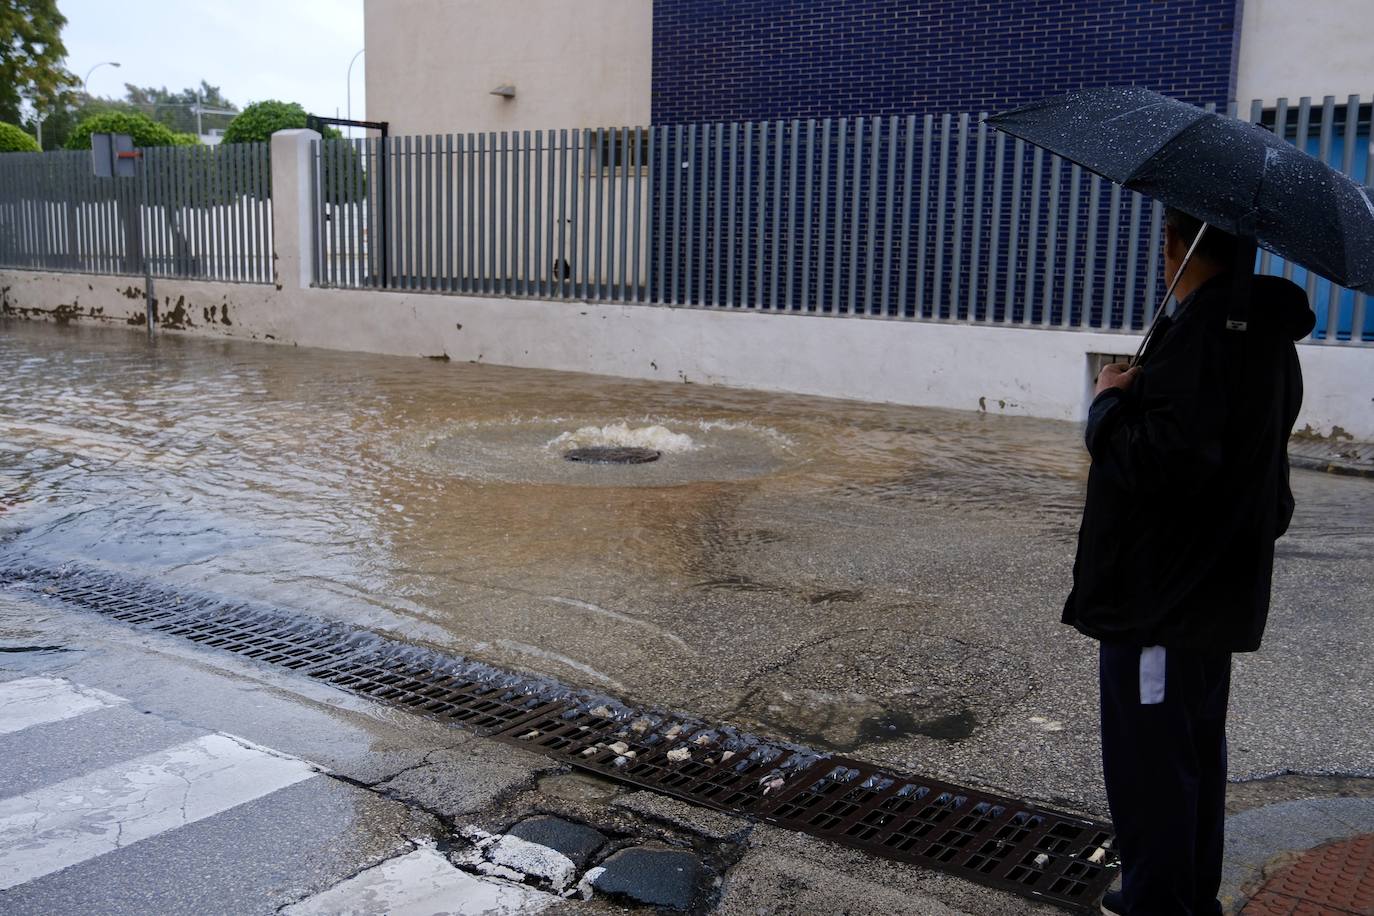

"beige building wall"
[1236, 0, 1373, 104]
[364, 0, 653, 136]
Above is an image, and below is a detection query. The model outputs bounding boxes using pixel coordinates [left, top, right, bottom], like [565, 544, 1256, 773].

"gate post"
[270, 128, 320, 290]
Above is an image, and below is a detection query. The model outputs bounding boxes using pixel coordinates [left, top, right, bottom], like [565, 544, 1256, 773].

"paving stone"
[590, 846, 702, 910]
[1240, 833, 1374, 915]
[507, 815, 608, 869]
[611, 790, 752, 841]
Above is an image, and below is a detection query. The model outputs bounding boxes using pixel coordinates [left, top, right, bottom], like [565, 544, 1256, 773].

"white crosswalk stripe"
[282, 844, 555, 916]
[0, 680, 321, 892]
[0, 676, 126, 736]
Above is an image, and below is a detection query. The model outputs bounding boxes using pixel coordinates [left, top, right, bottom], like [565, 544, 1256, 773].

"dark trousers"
[1099, 642, 1232, 916]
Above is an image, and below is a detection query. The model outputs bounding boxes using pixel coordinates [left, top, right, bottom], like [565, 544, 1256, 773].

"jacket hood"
[1251, 275, 1317, 341]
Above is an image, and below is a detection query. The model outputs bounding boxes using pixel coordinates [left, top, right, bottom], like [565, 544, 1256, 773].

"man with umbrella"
[988, 89, 1373, 915]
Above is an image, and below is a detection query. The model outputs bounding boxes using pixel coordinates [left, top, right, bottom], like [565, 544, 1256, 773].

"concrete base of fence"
[2, 268, 1370, 440]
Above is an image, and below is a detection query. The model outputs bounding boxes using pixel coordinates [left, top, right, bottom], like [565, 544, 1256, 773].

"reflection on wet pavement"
[2, 322, 1372, 770]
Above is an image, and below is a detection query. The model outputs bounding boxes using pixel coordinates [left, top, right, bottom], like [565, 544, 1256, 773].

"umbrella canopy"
[986, 87, 1374, 292]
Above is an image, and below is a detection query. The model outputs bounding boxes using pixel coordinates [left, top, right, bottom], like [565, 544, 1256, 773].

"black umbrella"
[986, 87, 1374, 358]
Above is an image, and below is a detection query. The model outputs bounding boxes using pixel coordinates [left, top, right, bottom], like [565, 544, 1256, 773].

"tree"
[63, 110, 194, 150]
[0, 120, 40, 152]
[123, 80, 238, 134]
[0, 0, 78, 125]
[222, 99, 335, 144]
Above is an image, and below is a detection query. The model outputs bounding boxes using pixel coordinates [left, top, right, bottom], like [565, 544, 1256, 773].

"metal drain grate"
[0, 559, 1118, 911]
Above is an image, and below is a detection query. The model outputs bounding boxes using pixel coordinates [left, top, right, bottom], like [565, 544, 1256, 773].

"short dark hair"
[1165, 207, 1240, 266]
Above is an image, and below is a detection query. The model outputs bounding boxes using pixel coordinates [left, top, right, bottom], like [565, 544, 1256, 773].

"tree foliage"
[63, 110, 194, 150]
[0, 0, 78, 124]
[222, 99, 340, 144]
[0, 120, 40, 152]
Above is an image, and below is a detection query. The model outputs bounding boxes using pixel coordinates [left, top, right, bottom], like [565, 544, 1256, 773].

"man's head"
[1163, 208, 1239, 284]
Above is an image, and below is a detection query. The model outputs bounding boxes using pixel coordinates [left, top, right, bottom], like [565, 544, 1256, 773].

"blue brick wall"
[652, 0, 1238, 124]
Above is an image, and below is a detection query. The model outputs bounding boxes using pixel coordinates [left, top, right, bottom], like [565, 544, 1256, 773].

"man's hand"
[1095, 362, 1140, 397]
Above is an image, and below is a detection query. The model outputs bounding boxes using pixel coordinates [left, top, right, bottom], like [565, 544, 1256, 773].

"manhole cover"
[564, 447, 661, 464]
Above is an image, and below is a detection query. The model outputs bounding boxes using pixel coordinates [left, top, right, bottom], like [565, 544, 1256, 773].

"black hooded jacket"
[1062, 273, 1315, 652]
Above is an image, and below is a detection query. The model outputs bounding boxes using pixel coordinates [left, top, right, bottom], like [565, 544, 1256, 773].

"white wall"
[1236, 0, 1374, 105]
[364, 0, 653, 136]
[3, 268, 1371, 440]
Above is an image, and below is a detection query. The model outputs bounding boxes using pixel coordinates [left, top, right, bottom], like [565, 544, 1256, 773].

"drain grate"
[0, 559, 1117, 911]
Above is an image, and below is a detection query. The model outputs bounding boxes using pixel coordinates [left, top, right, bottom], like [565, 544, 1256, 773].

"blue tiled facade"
[651, 0, 1240, 124]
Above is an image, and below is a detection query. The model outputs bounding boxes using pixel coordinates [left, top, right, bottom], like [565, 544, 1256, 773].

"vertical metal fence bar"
[670, 124, 683, 305]
[1040, 155, 1061, 327]
[896, 115, 916, 319]
[816, 118, 833, 313]
[1081, 174, 1102, 326]
[966, 115, 988, 320]
[1286, 97, 1312, 283]
[634, 127, 646, 302]
[1002, 139, 1024, 324]
[879, 116, 901, 317]
[426, 133, 437, 291]
[948, 112, 969, 319]
[785, 119, 800, 312]
[828, 119, 845, 313]
[1061, 164, 1081, 328]
[684, 123, 697, 305]
[445, 133, 456, 291]
[1122, 192, 1144, 329]
[402, 135, 414, 288]
[558, 129, 570, 298]
[740, 121, 753, 307]
[521, 131, 531, 296]
[771, 119, 785, 310]
[620, 126, 631, 300]
[846, 116, 864, 315]
[457, 133, 468, 292]
[712, 122, 723, 307]
[489, 131, 499, 292]
[1143, 199, 1163, 324]
[726, 122, 740, 306]
[500, 131, 510, 294]
[916, 115, 934, 318]
[801, 119, 816, 312]
[1259, 97, 1289, 276]
[984, 132, 1005, 323]
[654, 125, 667, 302]
[580, 129, 592, 298]
[533, 131, 544, 296]
[1312, 96, 1335, 322]
[755, 120, 768, 309]
[595, 127, 606, 299]
[1022, 146, 1043, 325]
[862, 116, 881, 315]
[931, 114, 951, 319]
[699, 123, 712, 305]
[477, 132, 488, 293]
[1101, 182, 1122, 329]
[691, 123, 703, 305]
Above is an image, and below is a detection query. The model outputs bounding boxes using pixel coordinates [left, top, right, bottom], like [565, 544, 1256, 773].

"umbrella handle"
[1131, 222, 1210, 367]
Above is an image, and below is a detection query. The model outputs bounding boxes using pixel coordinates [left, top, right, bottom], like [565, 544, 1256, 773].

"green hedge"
[64, 111, 197, 150]
[0, 122, 40, 153]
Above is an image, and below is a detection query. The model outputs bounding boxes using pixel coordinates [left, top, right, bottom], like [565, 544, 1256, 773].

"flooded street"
[3, 321, 1372, 808]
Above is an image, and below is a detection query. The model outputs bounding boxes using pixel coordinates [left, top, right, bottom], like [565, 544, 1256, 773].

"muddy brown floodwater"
[3, 321, 1372, 810]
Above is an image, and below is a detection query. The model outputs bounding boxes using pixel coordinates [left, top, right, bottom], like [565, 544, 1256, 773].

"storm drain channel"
[0, 559, 1118, 910]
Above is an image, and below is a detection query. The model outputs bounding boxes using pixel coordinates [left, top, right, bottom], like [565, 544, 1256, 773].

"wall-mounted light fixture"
[490, 85, 516, 99]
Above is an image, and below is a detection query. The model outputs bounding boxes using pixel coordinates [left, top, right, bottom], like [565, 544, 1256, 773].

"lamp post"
[346, 49, 364, 136]
[83, 61, 121, 96]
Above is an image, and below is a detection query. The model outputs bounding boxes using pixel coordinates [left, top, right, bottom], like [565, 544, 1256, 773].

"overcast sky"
[59, 0, 366, 120]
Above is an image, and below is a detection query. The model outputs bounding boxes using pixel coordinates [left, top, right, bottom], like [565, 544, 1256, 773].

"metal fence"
[0, 143, 272, 283]
[314, 97, 1374, 345]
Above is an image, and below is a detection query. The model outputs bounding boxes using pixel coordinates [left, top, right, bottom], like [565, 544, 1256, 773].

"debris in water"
[666, 746, 691, 763]
[589, 705, 615, 718]
[1033, 853, 1050, 869]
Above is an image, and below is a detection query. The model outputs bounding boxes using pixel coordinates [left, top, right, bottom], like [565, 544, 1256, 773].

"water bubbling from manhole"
[398, 417, 798, 486]
[564, 446, 661, 464]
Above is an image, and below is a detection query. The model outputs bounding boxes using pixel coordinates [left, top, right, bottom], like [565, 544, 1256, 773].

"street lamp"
[346, 49, 364, 136]
[83, 61, 121, 96]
